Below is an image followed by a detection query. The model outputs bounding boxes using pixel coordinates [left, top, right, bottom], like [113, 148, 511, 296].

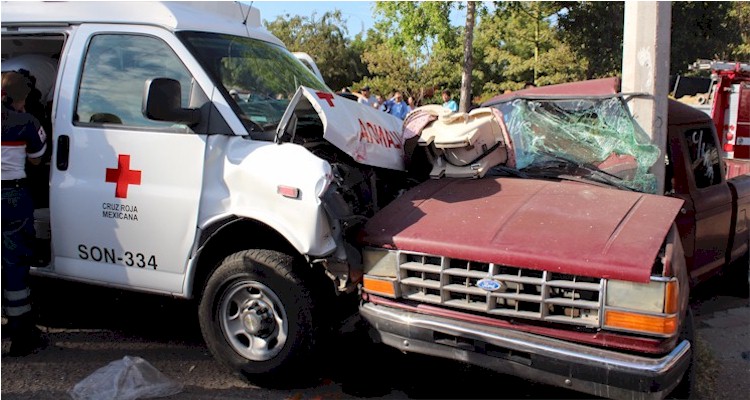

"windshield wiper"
[488, 164, 530, 178]
[239, 114, 265, 133]
[534, 152, 637, 191]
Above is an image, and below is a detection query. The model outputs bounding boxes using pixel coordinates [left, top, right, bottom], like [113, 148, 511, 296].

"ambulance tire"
[199, 249, 316, 384]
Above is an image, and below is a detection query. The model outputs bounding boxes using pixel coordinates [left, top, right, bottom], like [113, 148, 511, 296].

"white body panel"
[3, 2, 346, 298]
[49, 23, 208, 293]
[197, 135, 336, 257]
[1, 1, 281, 45]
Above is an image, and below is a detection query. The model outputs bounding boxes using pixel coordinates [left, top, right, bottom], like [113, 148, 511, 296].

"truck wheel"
[198, 249, 316, 382]
[668, 309, 696, 399]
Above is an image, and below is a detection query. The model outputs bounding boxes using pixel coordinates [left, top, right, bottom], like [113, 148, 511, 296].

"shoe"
[8, 326, 48, 357]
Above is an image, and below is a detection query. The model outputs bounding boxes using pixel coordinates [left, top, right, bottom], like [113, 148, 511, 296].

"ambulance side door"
[50, 24, 208, 294]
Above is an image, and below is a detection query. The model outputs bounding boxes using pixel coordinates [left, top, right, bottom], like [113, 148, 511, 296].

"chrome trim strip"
[361, 302, 690, 374]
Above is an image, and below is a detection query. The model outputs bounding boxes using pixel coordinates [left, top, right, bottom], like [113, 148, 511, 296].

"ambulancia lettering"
[357, 119, 402, 149]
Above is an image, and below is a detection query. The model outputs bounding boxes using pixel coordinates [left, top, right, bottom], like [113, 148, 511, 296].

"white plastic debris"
[69, 356, 183, 400]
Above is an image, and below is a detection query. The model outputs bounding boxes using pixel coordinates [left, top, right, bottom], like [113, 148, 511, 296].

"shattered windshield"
[493, 97, 660, 193]
[179, 31, 329, 134]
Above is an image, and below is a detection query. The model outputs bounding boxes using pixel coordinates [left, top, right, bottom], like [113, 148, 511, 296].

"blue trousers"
[2, 186, 35, 322]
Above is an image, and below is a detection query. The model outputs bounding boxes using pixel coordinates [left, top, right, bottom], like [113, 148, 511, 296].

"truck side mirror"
[143, 78, 200, 125]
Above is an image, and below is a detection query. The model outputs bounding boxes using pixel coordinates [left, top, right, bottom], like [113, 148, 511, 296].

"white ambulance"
[1, 1, 407, 381]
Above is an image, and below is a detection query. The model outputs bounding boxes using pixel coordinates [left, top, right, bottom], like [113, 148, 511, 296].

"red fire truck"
[690, 60, 750, 178]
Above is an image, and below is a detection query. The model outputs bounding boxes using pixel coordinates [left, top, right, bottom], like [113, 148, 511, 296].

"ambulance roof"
[0, 1, 284, 46]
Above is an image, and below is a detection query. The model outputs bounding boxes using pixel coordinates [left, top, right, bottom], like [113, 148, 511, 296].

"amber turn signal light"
[363, 276, 397, 298]
[604, 310, 678, 336]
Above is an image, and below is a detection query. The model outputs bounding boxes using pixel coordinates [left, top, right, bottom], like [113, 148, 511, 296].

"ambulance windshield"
[180, 31, 330, 134]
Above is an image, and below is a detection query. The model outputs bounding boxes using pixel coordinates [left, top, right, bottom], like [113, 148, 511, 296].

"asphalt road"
[1, 274, 747, 400]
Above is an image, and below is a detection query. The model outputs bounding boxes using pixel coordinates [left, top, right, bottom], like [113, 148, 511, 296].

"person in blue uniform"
[2, 71, 48, 356]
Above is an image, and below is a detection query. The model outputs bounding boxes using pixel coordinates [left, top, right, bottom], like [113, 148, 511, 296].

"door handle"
[56, 135, 70, 171]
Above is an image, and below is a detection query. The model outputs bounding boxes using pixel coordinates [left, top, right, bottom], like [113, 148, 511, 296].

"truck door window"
[684, 128, 722, 188]
[75, 34, 193, 130]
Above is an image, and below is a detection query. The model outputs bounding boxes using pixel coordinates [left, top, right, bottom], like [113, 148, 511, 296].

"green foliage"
[671, 2, 747, 74]
[558, 1, 750, 78]
[556, 1, 624, 79]
[373, 1, 457, 60]
[728, 2, 750, 60]
[265, 10, 368, 91]
[474, 1, 585, 94]
[264, 1, 750, 103]
[356, 1, 463, 104]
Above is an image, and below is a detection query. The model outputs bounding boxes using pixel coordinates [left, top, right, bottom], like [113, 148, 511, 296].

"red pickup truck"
[359, 78, 750, 399]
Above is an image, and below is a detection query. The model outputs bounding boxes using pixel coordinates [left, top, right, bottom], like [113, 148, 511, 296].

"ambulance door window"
[75, 34, 193, 130]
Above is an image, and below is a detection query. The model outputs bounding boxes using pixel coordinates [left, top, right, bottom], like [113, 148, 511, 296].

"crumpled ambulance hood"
[362, 177, 684, 283]
[276, 86, 406, 171]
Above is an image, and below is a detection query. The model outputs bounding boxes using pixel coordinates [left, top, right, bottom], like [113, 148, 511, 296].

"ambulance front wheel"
[198, 249, 317, 383]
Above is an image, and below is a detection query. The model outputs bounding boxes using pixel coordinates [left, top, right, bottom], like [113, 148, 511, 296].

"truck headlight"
[603, 278, 679, 336]
[362, 248, 399, 298]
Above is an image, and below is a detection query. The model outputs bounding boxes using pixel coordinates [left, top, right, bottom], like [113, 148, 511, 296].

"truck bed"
[726, 159, 750, 179]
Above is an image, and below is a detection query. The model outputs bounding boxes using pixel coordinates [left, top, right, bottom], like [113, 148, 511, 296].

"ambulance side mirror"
[143, 78, 200, 125]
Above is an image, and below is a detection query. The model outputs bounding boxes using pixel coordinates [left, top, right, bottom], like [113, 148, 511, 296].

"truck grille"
[397, 252, 604, 328]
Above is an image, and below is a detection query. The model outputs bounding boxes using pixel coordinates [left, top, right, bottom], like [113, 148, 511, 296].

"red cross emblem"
[106, 154, 142, 199]
[316, 91, 335, 107]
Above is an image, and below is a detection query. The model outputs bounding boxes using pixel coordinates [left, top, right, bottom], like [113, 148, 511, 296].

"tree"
[363, 1, 460, 102]
[474, 2, 585, 96]
[671, 2, 747, 73]
[265, 11, 368, 91]
[556, 1, 624, 79]
[728, 2, 750, 60]
[558, 1, 750, 78]
[459, 1, 477, 112]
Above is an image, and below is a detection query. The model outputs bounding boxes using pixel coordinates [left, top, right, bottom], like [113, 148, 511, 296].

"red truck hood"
[362, 177, 684, 283]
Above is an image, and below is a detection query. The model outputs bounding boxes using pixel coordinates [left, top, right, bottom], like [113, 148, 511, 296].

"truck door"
[679, 126, 733, 281]
[50, 24, 208, 294]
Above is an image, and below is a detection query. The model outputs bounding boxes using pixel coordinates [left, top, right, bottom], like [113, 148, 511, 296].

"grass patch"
[694, 333, 719, 399]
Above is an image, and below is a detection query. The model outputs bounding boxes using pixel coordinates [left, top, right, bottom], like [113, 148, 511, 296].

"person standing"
[407, 95, 418, 112]
[385, 91, 410, 120]
[2, 71, 48, 356]
[375, 94, 387, 112]
[357, 86, 378, 108]
[441, 89, 458, 112]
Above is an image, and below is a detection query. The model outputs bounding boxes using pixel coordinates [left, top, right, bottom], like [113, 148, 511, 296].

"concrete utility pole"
[621, 1, 671, 194]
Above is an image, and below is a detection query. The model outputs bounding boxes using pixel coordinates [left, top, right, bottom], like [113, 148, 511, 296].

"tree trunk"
[459, 1, 476, 113]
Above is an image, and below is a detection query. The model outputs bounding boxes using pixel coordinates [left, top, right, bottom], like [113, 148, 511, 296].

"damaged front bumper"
[360, 301, 691, 400]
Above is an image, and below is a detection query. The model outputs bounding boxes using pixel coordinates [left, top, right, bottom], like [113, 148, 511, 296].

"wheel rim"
[219, 280, 288, 361]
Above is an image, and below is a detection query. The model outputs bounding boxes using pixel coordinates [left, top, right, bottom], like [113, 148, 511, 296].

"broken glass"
[495, 97, 660, 193]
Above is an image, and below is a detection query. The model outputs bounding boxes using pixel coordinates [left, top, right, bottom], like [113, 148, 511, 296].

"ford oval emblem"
[477, 278, 502, 292]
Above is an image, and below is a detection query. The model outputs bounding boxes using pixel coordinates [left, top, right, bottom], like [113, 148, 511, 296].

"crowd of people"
[347, 86, 459, 120]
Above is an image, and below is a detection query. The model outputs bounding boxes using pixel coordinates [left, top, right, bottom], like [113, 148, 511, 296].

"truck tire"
[667, 309, 696, 399]
[198, 249, 316, 383]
